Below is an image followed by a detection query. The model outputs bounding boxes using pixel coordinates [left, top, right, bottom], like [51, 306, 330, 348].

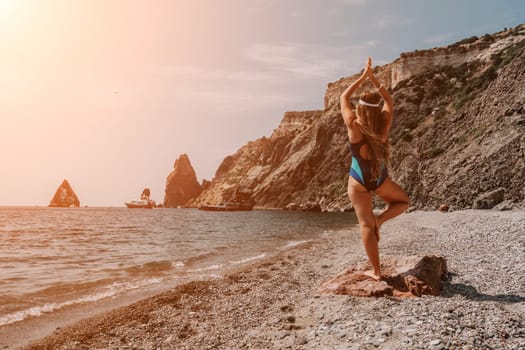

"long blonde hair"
[356, 91, 390, 180]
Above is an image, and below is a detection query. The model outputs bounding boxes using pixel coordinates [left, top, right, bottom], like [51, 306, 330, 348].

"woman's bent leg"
[348, 179, 381, 280]
[374, 177, 409, 228]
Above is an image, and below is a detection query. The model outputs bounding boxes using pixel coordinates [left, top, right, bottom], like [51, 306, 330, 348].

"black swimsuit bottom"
[349, 139, 388, 191]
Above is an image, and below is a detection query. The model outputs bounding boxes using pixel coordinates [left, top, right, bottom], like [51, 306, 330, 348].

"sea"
[0, 207, 357, 328]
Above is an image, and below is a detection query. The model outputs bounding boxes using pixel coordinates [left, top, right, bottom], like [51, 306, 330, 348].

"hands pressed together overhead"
[361, 56, 381, 89]
[340, 55, 392, 118]
[363, 56, 372, 77]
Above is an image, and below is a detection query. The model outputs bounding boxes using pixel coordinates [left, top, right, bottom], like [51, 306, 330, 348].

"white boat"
[124, 199, 156, 209]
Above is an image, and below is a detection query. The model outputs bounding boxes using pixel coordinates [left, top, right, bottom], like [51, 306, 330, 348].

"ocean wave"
[0, 278, 162, 327]
[185, 252, 268, 273]
[229, 253, 267, 265]
[124, 260, 174, 275]
[280, 240, 313, 250]
[186, 264, 224, 273]
[183, 251, 220, 265]
[173, 261, 185, 268]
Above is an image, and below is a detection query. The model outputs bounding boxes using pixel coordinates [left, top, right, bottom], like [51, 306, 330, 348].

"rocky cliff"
[164, 154, 202, 207]
[193, 24, 525, 210]
[49, 179, 80, 208]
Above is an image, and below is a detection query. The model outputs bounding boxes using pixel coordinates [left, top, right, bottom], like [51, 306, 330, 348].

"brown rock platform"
[319, 255, 447, 297]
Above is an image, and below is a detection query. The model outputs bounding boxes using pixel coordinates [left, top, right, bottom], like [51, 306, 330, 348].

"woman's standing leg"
[348, 179, 381, 280]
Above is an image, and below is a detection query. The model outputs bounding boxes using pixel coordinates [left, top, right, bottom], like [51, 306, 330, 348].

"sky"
[1, 0, 524, 206]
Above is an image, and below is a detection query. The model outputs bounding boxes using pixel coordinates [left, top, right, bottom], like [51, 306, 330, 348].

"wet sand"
[6, 210, 525, 349]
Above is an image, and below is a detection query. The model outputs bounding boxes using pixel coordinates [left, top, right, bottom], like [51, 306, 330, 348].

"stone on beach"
[48, 179, 80, 208]
[285, 201, 323, 212]
[439, 204, 449, 212]
[472, 188, 505, 209]
[319, 255, 447, 297]
[493, 199, 515, 211]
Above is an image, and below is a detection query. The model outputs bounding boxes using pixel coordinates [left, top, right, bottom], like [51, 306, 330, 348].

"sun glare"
[0, 0, 21, 29]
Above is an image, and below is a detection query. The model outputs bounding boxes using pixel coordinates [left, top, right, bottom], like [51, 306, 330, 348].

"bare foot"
[363, 270, 382, 281]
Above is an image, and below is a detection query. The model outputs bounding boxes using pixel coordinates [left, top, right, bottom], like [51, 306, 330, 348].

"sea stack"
[164, 154, 202, 208]
[49, 179, 80, 208]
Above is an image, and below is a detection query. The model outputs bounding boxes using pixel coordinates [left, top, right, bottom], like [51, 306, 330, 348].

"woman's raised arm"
[340, 57, 371, 127]
[368, 65, 393, 120]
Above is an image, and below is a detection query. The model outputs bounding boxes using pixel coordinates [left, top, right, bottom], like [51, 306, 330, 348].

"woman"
[340, 57, 409, 280]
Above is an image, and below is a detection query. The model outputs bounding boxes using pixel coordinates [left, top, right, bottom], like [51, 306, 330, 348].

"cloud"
[423, 33, 454, 45]
[142, 63, 302, 113]
[243, 42, 376, 79]
[329, 0, 365, 16]
[330, 29, 351, 38]
[177, 89, 301, 114]
[327, 8, 340, 16]
[290, 9, 304, 17]
[375, 13, 415, 29]
[142, 38, 381, 116]
[329, 12, 414, 37]
[341, 0, 367, 5]
[146, 64, 285, 85]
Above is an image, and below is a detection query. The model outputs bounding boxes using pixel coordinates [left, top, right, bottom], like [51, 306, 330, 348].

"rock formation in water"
[140, 188, 151, 200]
[192, 24, 525, 210]
[49, 179, 80, 208]
[319, 255, 447, 298]
[164, 154, 202, 208]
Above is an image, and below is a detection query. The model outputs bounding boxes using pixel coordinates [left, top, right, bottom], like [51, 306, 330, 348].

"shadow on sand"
[441, 272, 525, 303]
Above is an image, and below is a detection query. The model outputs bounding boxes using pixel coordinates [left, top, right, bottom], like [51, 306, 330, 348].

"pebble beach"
[16, 210, 525, 349]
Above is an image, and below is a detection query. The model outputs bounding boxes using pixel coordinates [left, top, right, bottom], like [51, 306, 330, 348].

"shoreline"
[0, 208, 351, 344]
[6, 210, 525, 349]
[0, 236, 322, 349]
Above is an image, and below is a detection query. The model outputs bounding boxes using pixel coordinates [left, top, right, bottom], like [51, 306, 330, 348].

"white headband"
[358, 99, 380, 108]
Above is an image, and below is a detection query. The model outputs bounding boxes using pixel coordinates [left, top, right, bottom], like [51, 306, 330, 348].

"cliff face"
[49, 179, 80, 208]
[164, 154, 202, 208]
[191, 109, 351, 209]
[394, 43, 525, 209]
[193, 24, 525, 210]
